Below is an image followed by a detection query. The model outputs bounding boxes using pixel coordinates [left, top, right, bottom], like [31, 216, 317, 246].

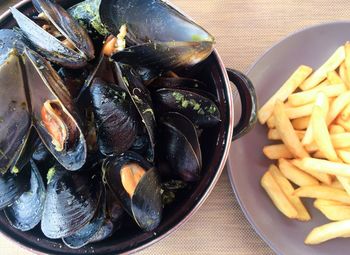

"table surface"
[1, 0, 349, 254]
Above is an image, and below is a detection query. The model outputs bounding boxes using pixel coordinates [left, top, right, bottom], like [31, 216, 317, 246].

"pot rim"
[0, 1, 235, 254]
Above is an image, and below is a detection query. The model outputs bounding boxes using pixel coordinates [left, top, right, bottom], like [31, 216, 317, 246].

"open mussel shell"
[33, 0, 94, 59]
[10, 5, 91, 68]
[4, 160, 45, 231]
[103, 151, 162, 231]
[154, 88, 221, 127]
[0, 164, 31, 210]
[0, 30, 31, 174]
[62, 186, 106, 249]
[23, 48, 87, 171]
[90, 78, 139, 156]
[41, 164, 102, 239]
[160, 112, 202, 182]
[114, 63, 156, 162]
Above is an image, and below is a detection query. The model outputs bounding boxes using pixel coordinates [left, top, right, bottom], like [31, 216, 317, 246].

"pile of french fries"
[259, 42, 350, 245]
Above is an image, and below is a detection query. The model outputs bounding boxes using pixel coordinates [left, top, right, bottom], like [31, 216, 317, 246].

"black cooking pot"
[0, 0, 257, 254]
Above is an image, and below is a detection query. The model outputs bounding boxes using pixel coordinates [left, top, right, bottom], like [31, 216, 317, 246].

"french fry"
[311, 106, 338, 161]
[337, 149, 350, 164]
[304, 142, 319, 153]
[299, 157, 350, 178]
[266, 116, 275, 128]
[340, 103, 350, 121]
[302, 92, 329, 145]
[290, 159, 332, 184]
[258, 65, 313, 124]
[327, 70, 343, 84]
[346, 41, 350, 70]
[261, 171, 298, 218]
[268, 165, 310, 221]
[305, 219, 350, 244]
[330, 180, 346, 190]
[314, 200, 350, 221]
[336, 175, 350, 196]
[285, 103, 314, 119]
[336, 115, 350, 131]
[292, 116, 310, 130]
[313, 151, 326, 159]
[273, 101, 309, 158]
[300, 46, 345, 90]
[339, 62, 350, 88]
[267, 129, 305, 140]
[314, 199, 344, 206]
[326, 91, 350, 125]
[288, 83, 346, 106]
[278, 159, 319, 186]
[263, 144, 294, 159]
[329, 124, 345, 134]
[294, 185, 350, 204]
[331, 133, 350, 149]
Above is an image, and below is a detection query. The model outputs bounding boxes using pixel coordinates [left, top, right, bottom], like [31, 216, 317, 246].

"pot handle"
[226, 68, 257, 141]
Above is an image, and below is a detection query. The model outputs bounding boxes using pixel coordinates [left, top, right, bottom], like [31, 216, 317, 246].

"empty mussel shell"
[4, 160, 45, 231]
[23, 48, 87, 171]
[41, 164, 102, 239]
[160, 112, 202, 182]
[0, 30, 31, 174]
[90, 78, 139, 156]
[154, 88, 221, 127]
[103, 151, 162, 231]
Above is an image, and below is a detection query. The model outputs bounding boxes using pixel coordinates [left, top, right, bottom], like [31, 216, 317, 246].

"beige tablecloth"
[1, 0, 350, 254]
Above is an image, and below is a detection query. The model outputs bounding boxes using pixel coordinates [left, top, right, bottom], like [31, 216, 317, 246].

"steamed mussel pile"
[0, 0, 220, 249]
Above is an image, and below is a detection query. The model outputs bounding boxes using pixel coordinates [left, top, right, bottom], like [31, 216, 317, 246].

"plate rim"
[227, 20, 350, 255]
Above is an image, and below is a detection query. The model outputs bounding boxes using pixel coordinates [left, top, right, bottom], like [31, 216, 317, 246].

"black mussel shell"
[103, 151, 162, 231]
[111, 41, 214, 74]
[99, 0, 213, 44]
[114, 63, 156, 162]
[11, 7, 87, 69]
[90, 78, 139, 156]
[32, 142, 50, 162]
[89, 218, 114, 243]
[160, 112, 202, 182]
[41, 165, 101, 239]
[0, 165, 31, 210]
[0, 30, 31, 174]
[62, 186, 106, 249]
[154, 88, 221, 127]
[23, 48, 87, 171]
[69, 0, 109, 37]
[32, 0, 95, 60]
[4, 160, 45, 231]
[148, 77, 208, 90]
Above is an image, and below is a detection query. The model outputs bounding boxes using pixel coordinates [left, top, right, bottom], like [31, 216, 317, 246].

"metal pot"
[0, 0, 257, 254]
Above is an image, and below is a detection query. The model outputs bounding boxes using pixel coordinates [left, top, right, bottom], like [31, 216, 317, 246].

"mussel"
[4, 160, 45, 231]
[23, 48, 87, 171]
[114, 63, 156, 162]
[90, 78, 139, 156]
[154, 88, 221, 127]
[0, 30, 31, 174]
[41, 164, 102, 239]
[0, 165, 30, 210]
[11, 0, 95, 68]
[100, 0, 214, 72]
[103, 151, 162, 231]
[159, 112, 202, 182]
